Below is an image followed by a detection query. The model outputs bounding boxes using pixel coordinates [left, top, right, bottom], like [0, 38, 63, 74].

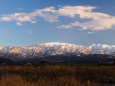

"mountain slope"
[0, 42, 114, 60]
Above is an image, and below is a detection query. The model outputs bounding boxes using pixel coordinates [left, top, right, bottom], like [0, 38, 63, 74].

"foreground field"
[0, 65, 115, 86]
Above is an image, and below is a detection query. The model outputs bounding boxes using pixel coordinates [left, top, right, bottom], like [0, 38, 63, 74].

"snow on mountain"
[91, 44, 115, 51]
[0, 42, 115, 58]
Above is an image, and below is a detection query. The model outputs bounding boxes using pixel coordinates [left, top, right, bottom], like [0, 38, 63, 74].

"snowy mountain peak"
[39, 42, 77, 46]
[91, 44, 115, 51]
[0, 43, 115, 58]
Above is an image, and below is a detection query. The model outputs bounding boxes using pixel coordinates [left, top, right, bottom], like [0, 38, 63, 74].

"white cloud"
[37, 7, 59, 22]
[88, 31, 94, 34]
[18, 8, 23, 11]
[0, 7, 58, 25]
[57, 6, 96, 18]
[0, 13, 36, 24]
[57, 6, 115, 31]
[0, 5, 115, 31]
[26, 30, 32, 34]
[16, 22, 22, 26]
[59, 17, 115, 31]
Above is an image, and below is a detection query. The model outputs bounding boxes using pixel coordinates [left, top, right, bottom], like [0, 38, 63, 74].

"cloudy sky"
[0, 0, 115, 46]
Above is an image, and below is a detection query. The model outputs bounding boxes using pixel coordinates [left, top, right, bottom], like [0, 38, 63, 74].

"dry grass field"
[0, 65, 115, 86]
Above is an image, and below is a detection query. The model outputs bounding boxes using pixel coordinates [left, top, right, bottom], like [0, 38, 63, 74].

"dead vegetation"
[0, 65, 115, 86]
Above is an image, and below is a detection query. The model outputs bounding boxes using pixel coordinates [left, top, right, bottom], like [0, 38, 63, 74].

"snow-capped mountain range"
[0, 42, 115, 58]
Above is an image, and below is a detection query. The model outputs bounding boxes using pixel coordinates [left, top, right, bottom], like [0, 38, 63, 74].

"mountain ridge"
[0, 42, 115, 55]
[0, 42, 114, 64]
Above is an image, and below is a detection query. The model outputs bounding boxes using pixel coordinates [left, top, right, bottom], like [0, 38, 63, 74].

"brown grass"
[0, 65, 115, 86]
